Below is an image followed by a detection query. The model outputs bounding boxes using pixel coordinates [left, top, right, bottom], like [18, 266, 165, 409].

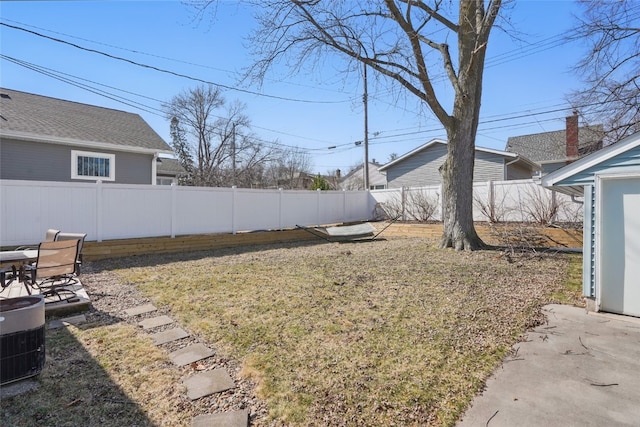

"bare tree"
[165, 85, 275, 187]
[194, 1, 503, 249]
[263, 147, 312, 189]
[568, 1, 640, 143]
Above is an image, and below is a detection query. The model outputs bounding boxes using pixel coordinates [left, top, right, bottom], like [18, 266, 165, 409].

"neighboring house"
[156, 158, 187, 185]
[506, 113, 604, 175]
[541, 131, 640, 318]
[339, 161, 387, 190]
[0, 88, 173, 184]
[277, 171, 341, 190]
[378, 138, 539, 188]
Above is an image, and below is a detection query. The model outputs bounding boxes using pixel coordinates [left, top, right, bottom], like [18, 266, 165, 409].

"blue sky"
[0, 1, 587, 174]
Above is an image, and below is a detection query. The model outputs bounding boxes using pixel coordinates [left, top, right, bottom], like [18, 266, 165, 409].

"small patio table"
[0, 250, 38, 290]
[0, 250, 38, 264]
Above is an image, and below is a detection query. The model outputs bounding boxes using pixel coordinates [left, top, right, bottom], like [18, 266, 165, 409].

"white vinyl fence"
[370, 179, 584, 223]
[0, 179, 583, 247]
[0, 180, 372, 246]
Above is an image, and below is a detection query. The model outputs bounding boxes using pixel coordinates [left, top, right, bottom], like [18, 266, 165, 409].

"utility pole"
[363, 63, 370, 190]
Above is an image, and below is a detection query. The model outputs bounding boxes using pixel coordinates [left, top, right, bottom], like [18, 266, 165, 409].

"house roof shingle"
[505, 125, 604, 164]
[0, 88, 172, 153]
[157, 158, 187, 176]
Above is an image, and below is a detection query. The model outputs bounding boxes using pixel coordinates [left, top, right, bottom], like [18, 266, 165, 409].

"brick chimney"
[566, 111, 579, 161]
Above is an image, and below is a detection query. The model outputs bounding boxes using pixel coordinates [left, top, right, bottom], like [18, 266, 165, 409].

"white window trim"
[71, 150, 115, 181]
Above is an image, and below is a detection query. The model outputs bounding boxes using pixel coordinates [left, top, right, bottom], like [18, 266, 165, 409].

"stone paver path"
[48, 314, 87, 330]
[169, 343, 215, 367]
[150, 327, 189, 345]
[123, 303, 246, 426]
[183, 369, 235, 400]
[191, 410, 249, 427]
[138, 315, 174, 330]
[124, 303, 157, 316]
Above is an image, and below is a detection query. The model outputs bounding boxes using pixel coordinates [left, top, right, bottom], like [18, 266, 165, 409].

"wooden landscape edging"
[82, 229, 318, 261]
[82, 223, 583, 261]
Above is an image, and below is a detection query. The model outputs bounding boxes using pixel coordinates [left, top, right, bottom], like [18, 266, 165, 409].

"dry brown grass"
[111, 237, 581, 426]
[2, 237, 582, 426]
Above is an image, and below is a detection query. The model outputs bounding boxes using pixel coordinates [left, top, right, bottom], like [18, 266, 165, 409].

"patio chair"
[15, 228, 60, 251]
[20, 239, 81, 303]
[55, 232, 87, 274]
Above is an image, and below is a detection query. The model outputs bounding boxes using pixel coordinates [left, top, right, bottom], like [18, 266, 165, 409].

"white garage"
[541, 132, 640, 317]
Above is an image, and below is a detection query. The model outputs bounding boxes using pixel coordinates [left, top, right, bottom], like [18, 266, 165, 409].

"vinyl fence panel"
[0, 180, 97, 245]
[234, 188, 282, 232]
[0, 180, 374, 246]
[172, 186, 234, 235]
[100, 184, 173, 240]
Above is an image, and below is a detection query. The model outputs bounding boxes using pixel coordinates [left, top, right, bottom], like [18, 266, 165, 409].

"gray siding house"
[378, 139, 539, 188]
[156, 158, 187, 185]
[0, 88, 173, 184]
[506, 113, 604, 175]
[340, 161, 387, 190]
[541, 131, 640, 317]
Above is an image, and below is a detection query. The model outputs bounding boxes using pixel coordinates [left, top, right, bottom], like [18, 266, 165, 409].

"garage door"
[599, 176, 640, 317]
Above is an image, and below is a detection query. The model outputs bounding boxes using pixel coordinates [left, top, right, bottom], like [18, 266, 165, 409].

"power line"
[1, 17, 357, 99]
[0, 54, 355, 152]
[0, 21, 351, 105]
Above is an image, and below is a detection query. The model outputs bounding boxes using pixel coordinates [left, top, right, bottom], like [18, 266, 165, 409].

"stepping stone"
[183, 368, 235, 400]
[150, 327, 190, 345]
[0, 379, 39, 399]
[48, 314, 87, 330]
[191, 410, 248, 427]
[169, 343, 214, 367]
[138, 315, 174, 330]
[124, 303, 157, 316]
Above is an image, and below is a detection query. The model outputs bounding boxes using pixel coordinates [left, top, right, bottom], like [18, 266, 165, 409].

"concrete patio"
[457, 304, 640, 427]
[0, 277, 90, 315]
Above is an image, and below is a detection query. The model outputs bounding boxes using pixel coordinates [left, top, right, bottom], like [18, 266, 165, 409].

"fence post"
[232, 186, 237, 235]
[278, 188, 283, 231]
[401, 186, 406, 221]
[170, 183, 177, 238]
[343, 189, 347, 223]
[96, 180, 103, 242]
[316, 189, 321, 226]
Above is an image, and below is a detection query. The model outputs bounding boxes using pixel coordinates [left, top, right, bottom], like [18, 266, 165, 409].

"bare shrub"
[521, 186, 561, 225]
[380, 193, 405, 220]
[474, 190, 511, 223]
[557, 196, 584, 227]
[405, 189, 439, 222]
[371, 203, 390, 220]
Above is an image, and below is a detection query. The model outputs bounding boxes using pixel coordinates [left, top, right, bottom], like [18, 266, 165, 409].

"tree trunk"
[439, 119, 484, 250]
[438, 1, 487, 251]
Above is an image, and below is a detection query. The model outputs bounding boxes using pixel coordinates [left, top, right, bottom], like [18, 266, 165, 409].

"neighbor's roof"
[378, 138, 539, 171]
[0, 87, 172, 154]
[506, 125, 603, 163]
[157, 157, 187, 176]
[541, 130, 640, 191]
